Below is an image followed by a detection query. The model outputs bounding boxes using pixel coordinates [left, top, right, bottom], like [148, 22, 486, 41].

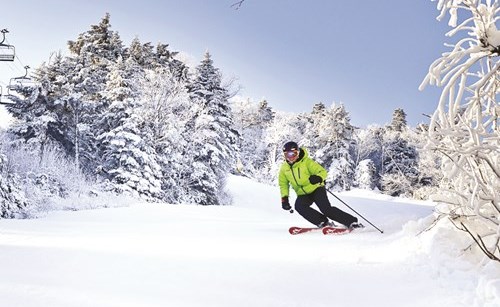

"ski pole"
[325, 187, 384, 234]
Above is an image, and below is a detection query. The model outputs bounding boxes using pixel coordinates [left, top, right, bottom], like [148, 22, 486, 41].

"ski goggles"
[284, 149, 299, 160]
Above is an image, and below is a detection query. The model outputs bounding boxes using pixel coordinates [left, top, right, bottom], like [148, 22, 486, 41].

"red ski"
[288, 226, 322, 235]
[322, 226, 352, 235]
[288, 226, 352, 235]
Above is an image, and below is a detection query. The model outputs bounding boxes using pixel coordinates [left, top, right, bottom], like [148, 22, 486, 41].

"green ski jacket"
[278, 147, 327, 197]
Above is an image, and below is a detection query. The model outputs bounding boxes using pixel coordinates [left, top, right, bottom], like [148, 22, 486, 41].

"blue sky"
[0, 0, 450, 127]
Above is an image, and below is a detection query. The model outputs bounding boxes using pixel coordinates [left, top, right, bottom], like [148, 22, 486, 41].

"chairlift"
[0, 85, 16, 106]
[0, 29, 15, 62]
[6, 65, 39, 103]
[8, 65, 38, 92]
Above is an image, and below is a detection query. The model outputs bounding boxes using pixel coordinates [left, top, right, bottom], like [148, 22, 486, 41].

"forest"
[0, 14, 436, 215]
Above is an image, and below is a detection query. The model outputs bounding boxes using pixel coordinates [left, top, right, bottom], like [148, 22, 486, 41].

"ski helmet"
[282, 141, 299, 152]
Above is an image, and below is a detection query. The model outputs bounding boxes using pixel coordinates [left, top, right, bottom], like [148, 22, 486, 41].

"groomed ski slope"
[0, 175, 498, 307]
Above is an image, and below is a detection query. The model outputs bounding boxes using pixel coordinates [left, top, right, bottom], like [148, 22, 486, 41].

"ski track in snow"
[0, 175, 497, 307]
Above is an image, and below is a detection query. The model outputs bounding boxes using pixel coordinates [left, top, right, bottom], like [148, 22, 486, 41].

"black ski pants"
[295, 187, 357, 227]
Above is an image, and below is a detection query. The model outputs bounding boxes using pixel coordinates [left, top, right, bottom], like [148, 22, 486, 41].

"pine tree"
[388, 108, 407, 132]
[101, 58, 138, 104]
[97, 107, 163, 200]
[186, 52, 239, 205]
[35, 52, 76, 98]
[380, 132, 419, 197]
[126, 37, 154, 69]
[68, 13, 124, 101]
[94, 56, 164, 199]
[154, 43, 189, 82]
[301, 102, 327, 154]
[314, 104, 355, 191]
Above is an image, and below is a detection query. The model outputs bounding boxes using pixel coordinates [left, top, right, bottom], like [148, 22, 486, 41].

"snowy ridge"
[0, 175, 498, 307]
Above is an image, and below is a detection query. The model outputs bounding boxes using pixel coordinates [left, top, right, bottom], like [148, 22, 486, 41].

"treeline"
[232, 100, 441, 199]
[0, 14, 441, 218]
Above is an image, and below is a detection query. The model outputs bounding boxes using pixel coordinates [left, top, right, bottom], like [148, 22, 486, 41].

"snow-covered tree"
[137, 69, 192, 203]
[13, 13, 127, 175]
[264, 111, 302, 183]
[104, 58, 142, 101]
[353, 125, 384, 175]
[0, 152, 28, 218]
[185, 52, 239, 205]
[97, 107, 163, 200]
[355, 159, 377, 190]
[300, 102, 327, 154]
[232, 98, 275, 180]
[410, 124, 443, 200]
[154, 43, 189, 82]
[68, 13, 124, 102]
[313, 104, 355, 191]
[380, 131, 419, 197]
[3, 13, 206, 207]
[420, 0, 500, 260]
[126, 37, 154, 69]
[388, 108, 408, 132]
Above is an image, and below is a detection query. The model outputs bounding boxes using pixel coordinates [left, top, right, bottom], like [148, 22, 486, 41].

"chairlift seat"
[9, 77, 39, 90]
[0, 44, 15, 62]
[0, 86, 16, 106]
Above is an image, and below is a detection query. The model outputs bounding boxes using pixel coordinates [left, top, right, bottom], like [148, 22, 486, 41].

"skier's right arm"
[281, 197, 291, 211]
[278, 166, 290, 199]
[278, 166, 291, 210]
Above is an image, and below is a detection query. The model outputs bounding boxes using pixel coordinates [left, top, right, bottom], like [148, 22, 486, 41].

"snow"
[0, 175, 498, 307]
[0, 106, 13, 129]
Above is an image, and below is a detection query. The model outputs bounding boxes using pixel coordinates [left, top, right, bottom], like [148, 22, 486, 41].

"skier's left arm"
[307, 159, 327, 184]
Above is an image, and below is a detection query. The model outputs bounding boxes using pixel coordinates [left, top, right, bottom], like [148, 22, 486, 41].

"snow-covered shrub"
[1, 140, 107, 216]
[412, 185, 439, 201]
[0, 153, 29, 218]
[380, 172, 413, 197]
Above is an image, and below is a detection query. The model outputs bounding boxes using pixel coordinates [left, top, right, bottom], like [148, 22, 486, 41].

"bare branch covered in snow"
[422, 0, 500, 261]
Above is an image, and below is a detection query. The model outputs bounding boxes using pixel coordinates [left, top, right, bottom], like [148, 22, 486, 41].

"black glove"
[281, 197, 292, 211]
[309, 175, 323, 184]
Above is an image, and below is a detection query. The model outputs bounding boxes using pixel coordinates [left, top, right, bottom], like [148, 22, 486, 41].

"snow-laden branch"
[424, 0, 500, 261]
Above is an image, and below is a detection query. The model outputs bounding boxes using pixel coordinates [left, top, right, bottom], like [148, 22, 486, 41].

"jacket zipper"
[290, 164, 308, 195]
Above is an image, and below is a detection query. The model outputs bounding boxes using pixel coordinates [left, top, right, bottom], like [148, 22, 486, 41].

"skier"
[278, 141, 363, 229]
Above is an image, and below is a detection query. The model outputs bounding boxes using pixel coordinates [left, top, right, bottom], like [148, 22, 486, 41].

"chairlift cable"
[14, 53, 26, 69]
[5, 58, 23, 74]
